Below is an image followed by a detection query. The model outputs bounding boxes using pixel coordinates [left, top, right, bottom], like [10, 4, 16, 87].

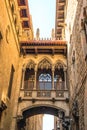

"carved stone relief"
[38, 59, 52, 69]
[55, 62, 64, 69]
[26, 60, 35, 69]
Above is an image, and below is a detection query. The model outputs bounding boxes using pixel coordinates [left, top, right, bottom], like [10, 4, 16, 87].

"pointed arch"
[54, 60, 66, 69]
[22, 104, 66, 118]
[38, 57, 52, 69]
[24, 60, 35, 90]
[38, 56, 52, 65]
[26, 60, 36, 70]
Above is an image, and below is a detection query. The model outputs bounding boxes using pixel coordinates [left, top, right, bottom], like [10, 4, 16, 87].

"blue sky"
[28, 0, 55, 38]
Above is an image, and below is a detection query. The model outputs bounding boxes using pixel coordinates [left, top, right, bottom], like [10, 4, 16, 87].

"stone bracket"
[0, 100, 7, 112]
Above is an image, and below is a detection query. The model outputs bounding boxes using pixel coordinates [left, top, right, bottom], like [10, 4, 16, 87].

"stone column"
[21, 68, 25, 89]
[64, 67, 67, 90]
[34, 67, 37, 90]
[52, 66, 54, 90]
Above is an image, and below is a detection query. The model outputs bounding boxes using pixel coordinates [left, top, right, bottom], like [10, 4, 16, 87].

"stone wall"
[66, 0, 87, 129]
[26, 115, 43, 130]
[84, 79, 87, 130]
[0, 0, 20, 130]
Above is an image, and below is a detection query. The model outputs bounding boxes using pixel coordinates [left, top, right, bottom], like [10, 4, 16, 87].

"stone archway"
[18, 57, 69, 130]
[17, 105, 64, 129]
[22, 104, 65, 118]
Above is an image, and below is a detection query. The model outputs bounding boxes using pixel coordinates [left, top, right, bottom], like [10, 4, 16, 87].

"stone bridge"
[16, 40, 69, 122]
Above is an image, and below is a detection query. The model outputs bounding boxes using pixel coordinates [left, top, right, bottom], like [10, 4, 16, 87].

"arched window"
[24, 60, 35, 90]
[24, 68, 34, 90]
[38, 73, 52, 90]
[54, 62, 64, 90]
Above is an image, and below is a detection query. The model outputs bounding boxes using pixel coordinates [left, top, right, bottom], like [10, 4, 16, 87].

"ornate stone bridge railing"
[19, 89, 69, 101]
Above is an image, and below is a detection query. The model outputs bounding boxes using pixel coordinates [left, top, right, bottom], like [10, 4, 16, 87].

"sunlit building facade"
[65, 0, 87, 129]
[0, 0, 87, 130]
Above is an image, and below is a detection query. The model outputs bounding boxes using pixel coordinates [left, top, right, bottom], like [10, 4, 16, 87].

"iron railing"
[23, 90, 66, 98]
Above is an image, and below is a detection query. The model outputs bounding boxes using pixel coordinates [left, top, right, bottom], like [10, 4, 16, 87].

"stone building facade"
[65, 0, 87, 130]
[26, 115, 43, 130]
[0, 0, 87, 130]
[0, 1, 45, 130]
[0, 0, 20, 129]
[0, 0, 35, 130]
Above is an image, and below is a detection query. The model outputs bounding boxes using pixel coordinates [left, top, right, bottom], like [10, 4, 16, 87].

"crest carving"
[26, 60, 35, 69]
[55, 62, 63, 69]
[38, 59, 51, 69]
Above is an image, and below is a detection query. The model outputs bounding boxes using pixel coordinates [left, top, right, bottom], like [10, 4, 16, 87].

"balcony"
[19, 81, 69, 101]
[19, 60, 68, 101]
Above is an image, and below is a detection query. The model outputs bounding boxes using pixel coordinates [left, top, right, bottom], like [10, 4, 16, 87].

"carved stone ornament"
[26, 60, 35, 69]
[72, 50, 75, 64]
[72, 100, 79, 120]
[0, 100, 7, 112]
[38, 59, 51, 69]
[81, 7, 87, 41]
[55, 62, 63, 69]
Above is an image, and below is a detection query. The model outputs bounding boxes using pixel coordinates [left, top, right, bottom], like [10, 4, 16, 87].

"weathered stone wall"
[77, 83, 85, 130]
[26, 115, 43, 130]
[84, 79, 87, 130]
[0, 0, 20, 130]
[66, 0, 87, 129]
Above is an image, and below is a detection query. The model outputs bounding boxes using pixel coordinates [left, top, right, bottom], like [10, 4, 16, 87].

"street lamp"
[57, 110, 72, 130]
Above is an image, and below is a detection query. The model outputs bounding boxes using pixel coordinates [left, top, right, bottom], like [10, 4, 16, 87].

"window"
[39, 74, 51, 82]
[22, 21, 29, 28]
[18, 0, 26, 6]
[38, 73, 52, 90]
[20, 9, 27, 17]
[7, 65, 15, 98]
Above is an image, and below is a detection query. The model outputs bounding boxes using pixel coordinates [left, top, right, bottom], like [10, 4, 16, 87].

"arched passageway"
[17, 105, 70, 130]
[23, 105, 65, 118]
[17, 57, 69, 130]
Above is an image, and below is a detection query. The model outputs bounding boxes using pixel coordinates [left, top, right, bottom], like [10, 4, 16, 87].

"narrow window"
[20, 9, 27, 17]
[18, 0, 26, 6]
[22, 21, 29, 28]
[7, 65, 15, 98]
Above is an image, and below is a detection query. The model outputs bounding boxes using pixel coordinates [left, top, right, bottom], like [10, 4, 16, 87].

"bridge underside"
[22, 106, 65, 118]
[17, 104, 69, 130]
